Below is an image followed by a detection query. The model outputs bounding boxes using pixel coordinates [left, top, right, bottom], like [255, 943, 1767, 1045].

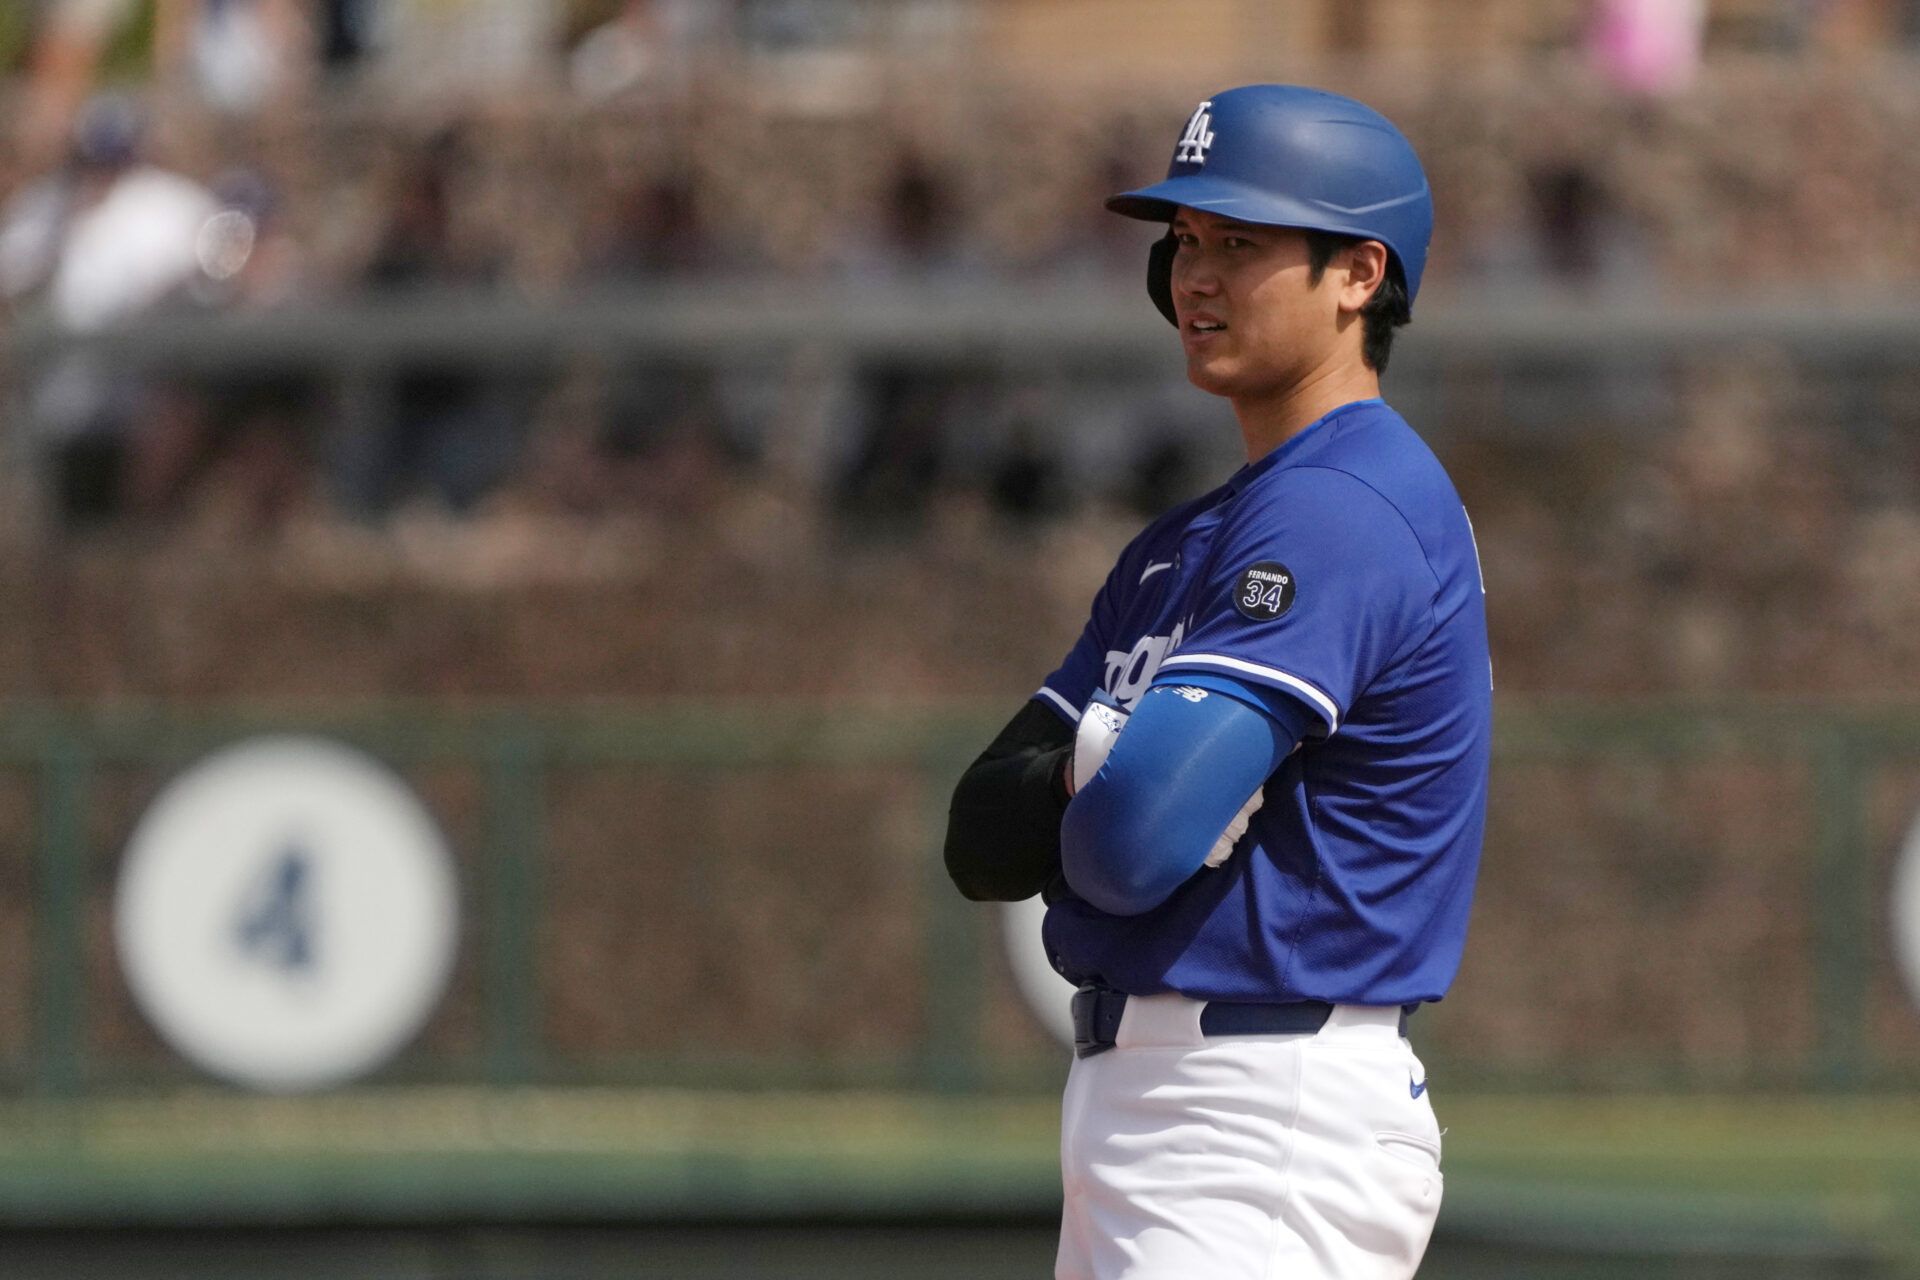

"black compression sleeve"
[943, 699, 1074, 902]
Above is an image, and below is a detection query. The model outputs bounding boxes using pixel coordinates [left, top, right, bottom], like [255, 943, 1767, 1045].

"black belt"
[1070, 985, 1411, 1059]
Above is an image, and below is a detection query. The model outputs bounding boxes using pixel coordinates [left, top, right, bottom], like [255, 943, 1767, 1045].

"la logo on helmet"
[1175, 101, 1214, 165]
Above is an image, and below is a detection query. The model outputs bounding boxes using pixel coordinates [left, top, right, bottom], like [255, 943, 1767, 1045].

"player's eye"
[1173, 232, 1199, 248]
[1223, 236, 1254, 250]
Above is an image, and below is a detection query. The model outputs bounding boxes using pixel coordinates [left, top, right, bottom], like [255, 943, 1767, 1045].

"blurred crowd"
[0, 2, 1916, 703]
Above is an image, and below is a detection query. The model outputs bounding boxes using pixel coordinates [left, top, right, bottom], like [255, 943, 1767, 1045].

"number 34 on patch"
[1234, 562, 1296, 621]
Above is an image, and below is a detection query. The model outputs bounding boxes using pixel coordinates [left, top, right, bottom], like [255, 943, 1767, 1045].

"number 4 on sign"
[235, 842, 317, 974]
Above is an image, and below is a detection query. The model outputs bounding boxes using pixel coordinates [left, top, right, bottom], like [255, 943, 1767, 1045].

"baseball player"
[943, 85, 1490, 1279]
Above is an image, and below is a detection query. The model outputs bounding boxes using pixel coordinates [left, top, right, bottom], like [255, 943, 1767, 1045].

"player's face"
[1168, 210, 1352, 401]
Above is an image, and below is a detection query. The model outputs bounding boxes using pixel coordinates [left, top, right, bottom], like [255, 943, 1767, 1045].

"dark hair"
[1303, 230, 1412, 374]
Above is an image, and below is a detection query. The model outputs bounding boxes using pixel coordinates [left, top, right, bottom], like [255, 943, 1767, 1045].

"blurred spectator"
[2, 96, 220, 527]
[0, 163, 76, 304]
[1039, 142, 1159, 280]
[1528, 163, 1608, 281]
[318, 0, 375, 70]
[1521, 160, 1652, 288]
[22, 0, 310, 150]
[156, 0, 313, 115]
[829, 155, 944, 527]
[20, 0, 144, 162]
[831, 150, 978, 533]
[570, 0, 659, 98]
[584, 169, 715, 280]
[367, 0, 563, 96]
[569, 0, 726, 96]
[1588, 0, 1706, 95]
[576, 159, 744, 521]
[738, 0, 860, 54]
[1126, 433, 1201, 521]
[835, 364, 953, 533]
[198, 168, 306, 307]
[878, 151, 962, 272]
[986, 419, 1069, 529]
[125, 168, 321, 533]
[607, 362, 745, 484]
[42, 106, 215, 331]
[836, 150, 978, 280]
[330, 129, 527, 519]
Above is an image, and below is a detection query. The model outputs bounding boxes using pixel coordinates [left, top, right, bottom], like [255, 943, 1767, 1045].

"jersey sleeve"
[1156, 467, 1437, 736]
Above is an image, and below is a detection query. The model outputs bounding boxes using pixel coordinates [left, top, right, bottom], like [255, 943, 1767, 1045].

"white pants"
[1055, 995, 1443, 1280]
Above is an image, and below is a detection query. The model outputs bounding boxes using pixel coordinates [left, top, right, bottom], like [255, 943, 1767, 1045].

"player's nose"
[1173, 250, 1222, 300]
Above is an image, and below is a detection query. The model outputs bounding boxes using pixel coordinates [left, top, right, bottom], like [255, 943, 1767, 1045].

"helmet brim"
[1108, 172, 1420, 236]
[1106, 173, 1278, 223]
[1108, 172, 1425, 268]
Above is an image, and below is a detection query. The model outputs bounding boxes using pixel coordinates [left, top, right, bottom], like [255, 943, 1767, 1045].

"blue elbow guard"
[1060, 681, 1303, 915]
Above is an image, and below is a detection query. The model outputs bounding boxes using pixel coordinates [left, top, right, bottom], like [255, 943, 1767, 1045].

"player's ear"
[1337, 240, 1389, 315]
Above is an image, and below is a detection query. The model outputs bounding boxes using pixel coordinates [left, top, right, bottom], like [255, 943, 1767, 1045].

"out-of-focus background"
[2, 0, 1920, 1276]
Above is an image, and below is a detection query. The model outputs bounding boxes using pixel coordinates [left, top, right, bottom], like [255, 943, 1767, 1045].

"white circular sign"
[1002, 895, 1075, 1049]
[115, 736, 460, 1092]
[1893, 804, 1920, 1018]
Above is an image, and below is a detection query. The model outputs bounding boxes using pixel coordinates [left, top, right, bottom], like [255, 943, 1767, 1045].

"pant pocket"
[1372, 1129, 1443, 1178]
[1362, 1127, 1443, 1274]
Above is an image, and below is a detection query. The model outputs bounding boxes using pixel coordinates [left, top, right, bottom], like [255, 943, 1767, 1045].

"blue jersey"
[1037, 398, 1491, 1006]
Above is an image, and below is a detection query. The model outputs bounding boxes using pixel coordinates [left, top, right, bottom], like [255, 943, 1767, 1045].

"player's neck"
[1231, 361, 1381, 463]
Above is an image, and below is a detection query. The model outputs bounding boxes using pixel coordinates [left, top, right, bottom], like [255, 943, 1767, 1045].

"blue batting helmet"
[1108, 85, 1433, 324]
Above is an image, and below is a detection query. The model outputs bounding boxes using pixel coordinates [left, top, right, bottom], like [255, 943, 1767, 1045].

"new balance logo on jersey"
[1175, 101, 1215, 165]
[1167, 686, 1209, 703]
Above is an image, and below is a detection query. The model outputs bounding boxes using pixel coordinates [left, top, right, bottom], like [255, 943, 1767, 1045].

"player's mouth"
[1182, 315, 1229, 347]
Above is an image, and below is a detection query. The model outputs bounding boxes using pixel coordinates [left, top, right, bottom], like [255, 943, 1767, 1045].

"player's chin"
[1183, 353, 1241, 397]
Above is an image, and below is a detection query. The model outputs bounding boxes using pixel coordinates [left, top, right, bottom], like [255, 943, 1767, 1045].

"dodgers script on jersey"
[1035, 397, 1491, 1008]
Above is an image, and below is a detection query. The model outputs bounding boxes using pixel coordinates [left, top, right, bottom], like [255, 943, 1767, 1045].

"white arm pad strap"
[1069, 695, 1130, 796]
[1204, 788, 1264, 867]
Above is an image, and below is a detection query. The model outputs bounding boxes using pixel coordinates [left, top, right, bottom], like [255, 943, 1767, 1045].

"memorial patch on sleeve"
[1233, 561, 1296, 621]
